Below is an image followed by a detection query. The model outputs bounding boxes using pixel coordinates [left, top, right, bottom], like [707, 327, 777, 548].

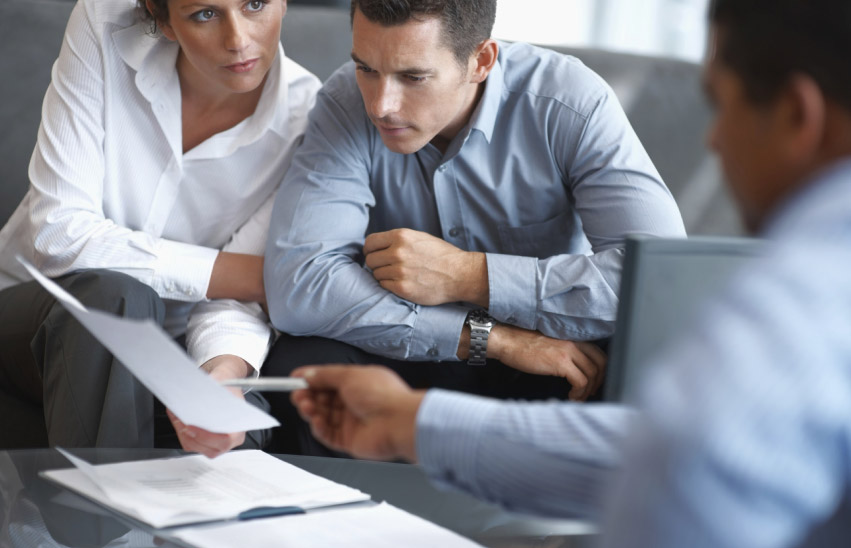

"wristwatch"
[465, 309, 495, 366]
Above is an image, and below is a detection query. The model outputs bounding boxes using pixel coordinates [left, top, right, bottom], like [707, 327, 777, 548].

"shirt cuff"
[486, 253, 538, 330]
[152, 239, 219, 301]
[416, 389, 501, 487]
[191, 334, 271, 376]
[407, 304, 469, 361]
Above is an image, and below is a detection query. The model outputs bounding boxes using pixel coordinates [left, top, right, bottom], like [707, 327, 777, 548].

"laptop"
[603, 235, 765, 402]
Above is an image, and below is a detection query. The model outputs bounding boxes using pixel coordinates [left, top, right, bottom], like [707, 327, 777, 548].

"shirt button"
[427, 347, 439, 358]
[437, 164, 447, 173]
[448, 227, 461, 238]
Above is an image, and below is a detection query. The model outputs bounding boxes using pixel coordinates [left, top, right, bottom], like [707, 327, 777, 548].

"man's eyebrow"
[350, 53, 435, 76]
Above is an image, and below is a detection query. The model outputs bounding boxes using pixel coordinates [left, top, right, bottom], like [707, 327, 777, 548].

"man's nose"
[371, 79, 401, 120]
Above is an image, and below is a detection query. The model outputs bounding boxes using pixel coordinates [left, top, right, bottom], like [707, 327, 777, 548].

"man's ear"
[778, 74, 827, 166]
[145, 0, 177, 41]
[469, 39, 498, 84]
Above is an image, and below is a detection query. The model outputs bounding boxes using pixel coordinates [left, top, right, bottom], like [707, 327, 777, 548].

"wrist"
[453, 252, 489, 307]
[487, 323, 522, 363]
[202, 355, 253, 380]
[391, 390, 426, 463]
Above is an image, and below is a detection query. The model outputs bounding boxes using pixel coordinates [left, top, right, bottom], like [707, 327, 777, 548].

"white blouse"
[0, 0, 320, 370]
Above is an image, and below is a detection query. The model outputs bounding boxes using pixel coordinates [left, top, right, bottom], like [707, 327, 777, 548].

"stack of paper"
[43, 450, 370, 529]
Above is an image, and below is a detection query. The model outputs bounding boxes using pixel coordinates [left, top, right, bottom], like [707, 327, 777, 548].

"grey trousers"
[0, 270, 164, 447]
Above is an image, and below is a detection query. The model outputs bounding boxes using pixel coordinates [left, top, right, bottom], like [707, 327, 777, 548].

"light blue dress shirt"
[416, 160, 851, 546]
[265, 42, 685, 361]
[602, 161, 851, 547]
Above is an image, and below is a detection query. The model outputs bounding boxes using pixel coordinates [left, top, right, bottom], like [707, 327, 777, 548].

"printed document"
[18, 258, 278, 433]
[42, 450, 370, 529]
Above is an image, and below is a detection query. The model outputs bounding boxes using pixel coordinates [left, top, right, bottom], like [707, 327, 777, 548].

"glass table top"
[0, 448, 596, 548]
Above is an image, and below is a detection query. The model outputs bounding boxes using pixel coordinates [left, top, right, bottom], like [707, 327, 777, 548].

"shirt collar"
[112, 22, 179, 104]
[762, 158, 851, 240]
[467, 49, 505, 144]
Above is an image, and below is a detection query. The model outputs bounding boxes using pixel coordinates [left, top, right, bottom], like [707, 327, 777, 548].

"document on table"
[42, 449, 370, 529]
[172, 502, 484, 548]
[17, 257, 278, 433]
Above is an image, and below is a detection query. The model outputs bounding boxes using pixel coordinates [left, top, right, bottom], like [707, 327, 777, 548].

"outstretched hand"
[290, 365, 425, 462]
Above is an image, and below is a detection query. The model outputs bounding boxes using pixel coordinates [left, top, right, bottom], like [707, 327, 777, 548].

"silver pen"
[220, 377, 309, 392]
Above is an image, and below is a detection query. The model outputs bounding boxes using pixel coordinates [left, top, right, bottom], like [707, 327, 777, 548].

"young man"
[290, 0, 851, 544]
[263, 0, 685, 449]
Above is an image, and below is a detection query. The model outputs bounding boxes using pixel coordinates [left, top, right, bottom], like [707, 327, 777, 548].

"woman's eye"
[247, 0, 266, 11]
[191, 9, 216, 22]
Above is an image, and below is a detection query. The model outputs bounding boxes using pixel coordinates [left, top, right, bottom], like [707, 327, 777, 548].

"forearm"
[449, 251, 489, 307]
[417, 390, 633, 519]
[207, 252, 265, 303]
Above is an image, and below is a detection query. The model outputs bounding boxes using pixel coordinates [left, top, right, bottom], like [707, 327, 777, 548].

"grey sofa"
[0, 0, 738, 448]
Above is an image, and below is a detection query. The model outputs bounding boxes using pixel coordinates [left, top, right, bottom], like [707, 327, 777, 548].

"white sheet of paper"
[19, 258, 278, 433]
[172, 502, 484, 548]
[43, 450, 370, 529]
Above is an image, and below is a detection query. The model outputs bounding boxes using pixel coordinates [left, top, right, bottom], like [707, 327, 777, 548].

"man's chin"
[379, 135, 427, 155]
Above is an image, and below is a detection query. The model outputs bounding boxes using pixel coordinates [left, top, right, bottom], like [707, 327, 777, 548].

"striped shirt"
[417, 160, 851, 546]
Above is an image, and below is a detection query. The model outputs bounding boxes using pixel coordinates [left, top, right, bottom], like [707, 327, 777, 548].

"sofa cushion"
[0, 0, 76, 227]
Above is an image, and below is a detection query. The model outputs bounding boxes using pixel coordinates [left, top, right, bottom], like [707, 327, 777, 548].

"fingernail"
[303, 368, 316, 378]
[183, 428, 197, 438]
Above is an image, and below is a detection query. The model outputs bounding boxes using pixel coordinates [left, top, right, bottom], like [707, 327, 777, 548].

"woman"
[0, 0, 319, 456]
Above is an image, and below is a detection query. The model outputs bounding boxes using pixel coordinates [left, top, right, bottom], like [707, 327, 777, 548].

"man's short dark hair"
[350, 0, 497, 65]
[710, 0, 851, 111]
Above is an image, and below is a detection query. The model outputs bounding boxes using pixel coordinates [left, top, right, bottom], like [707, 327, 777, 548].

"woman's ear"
[145, 0, 176, 41]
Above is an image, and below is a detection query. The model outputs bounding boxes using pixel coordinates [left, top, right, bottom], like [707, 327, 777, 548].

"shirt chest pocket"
[497, 210, 585, 259]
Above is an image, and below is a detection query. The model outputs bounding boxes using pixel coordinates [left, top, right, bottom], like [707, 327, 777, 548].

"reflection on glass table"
[0, 449, 596, 548]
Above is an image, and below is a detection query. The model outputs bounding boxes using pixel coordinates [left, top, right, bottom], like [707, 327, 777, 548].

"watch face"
[468, 310, 494, 327]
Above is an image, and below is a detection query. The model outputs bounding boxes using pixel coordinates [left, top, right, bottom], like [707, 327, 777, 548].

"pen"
[237, 506, 306, 520]
[220, 377, 309, 392]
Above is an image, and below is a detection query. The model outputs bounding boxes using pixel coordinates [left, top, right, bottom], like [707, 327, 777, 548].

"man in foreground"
[290, 0, 851, 544]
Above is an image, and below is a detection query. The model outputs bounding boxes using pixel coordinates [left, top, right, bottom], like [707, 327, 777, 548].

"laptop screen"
[604, 236, 764, 402]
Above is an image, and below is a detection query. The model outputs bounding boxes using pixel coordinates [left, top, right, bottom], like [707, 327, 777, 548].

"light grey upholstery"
[554, 46, 742, 236]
